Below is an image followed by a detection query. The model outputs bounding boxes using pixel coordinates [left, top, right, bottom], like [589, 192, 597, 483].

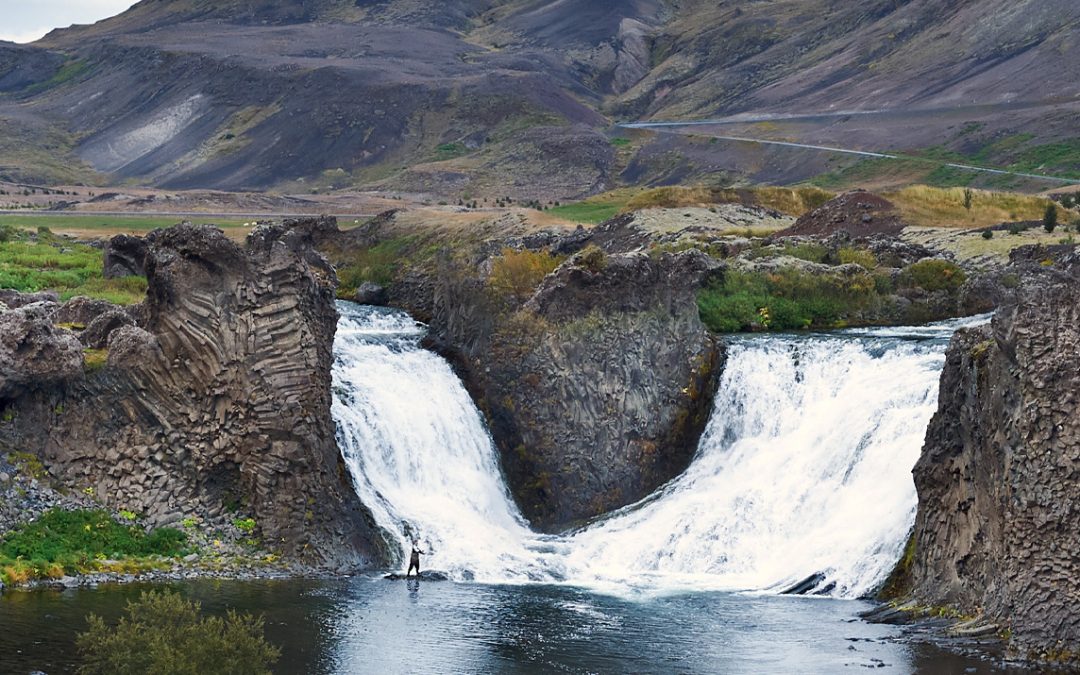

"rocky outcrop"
[907, 245, 1080, 664]
[0, 301, 83, 398]
[102, 233, 149, 278]
[776, 191, 905, 238]
[410, 240, 725, 531]
[0, 223, 386, 568]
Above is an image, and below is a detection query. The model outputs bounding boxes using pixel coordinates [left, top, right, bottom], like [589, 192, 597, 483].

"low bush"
[77, 590, 280, 675]
[901, 259, 967, 292]
[488, 248, 563, 303]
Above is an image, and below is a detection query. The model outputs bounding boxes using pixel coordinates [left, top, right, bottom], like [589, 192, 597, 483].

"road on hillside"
[621, 100, 1080, 186]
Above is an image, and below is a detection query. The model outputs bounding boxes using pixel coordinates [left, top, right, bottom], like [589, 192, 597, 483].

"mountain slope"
[0, 0, 1076, 195]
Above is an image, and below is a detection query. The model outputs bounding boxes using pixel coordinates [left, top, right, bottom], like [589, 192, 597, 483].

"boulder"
[354, 282, 388, 306]
[0, 302, 83, 398]
[0, 222, 386, 569]
[103, 233, 149, 278]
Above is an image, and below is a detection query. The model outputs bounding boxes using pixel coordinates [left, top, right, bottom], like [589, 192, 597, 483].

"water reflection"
[0, 578, 1035, 674]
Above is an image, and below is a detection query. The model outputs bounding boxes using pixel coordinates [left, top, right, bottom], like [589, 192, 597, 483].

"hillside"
[0, 0, 1076, 197]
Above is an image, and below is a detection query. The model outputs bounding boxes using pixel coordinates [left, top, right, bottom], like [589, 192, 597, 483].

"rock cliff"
[907, 244, 1080, 663]
[0, 224, 385, 568]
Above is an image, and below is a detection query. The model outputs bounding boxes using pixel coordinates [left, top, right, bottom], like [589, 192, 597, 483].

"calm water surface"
[0, 577, 1030, 674]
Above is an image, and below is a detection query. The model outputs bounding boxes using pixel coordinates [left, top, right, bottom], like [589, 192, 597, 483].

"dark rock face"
[909, 246, 1080, 663]
[0, 223, 385, 568]
[103, 233, 149, 278]
[413, 245, 724, 531]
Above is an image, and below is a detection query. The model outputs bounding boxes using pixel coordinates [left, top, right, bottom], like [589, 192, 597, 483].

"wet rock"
[384, 570, 450, 581]
[354, 282, 388, 306]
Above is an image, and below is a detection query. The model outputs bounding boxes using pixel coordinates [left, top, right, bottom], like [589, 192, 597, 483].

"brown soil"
[775, 191, 906, 237]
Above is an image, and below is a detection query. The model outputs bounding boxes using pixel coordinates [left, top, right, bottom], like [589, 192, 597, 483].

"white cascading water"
[332, 301, 985, 598]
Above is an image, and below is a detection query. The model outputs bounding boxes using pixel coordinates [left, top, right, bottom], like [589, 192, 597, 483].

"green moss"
[336, 236, 417, 291]
[7, 451, 46, 480]
[83, 348, 109, 372]
[878, 533, 917, 600]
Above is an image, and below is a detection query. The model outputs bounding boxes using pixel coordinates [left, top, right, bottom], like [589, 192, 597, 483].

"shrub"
[77, 590, 280, 675]
[837, 247, 876, 268]
[488, 248, 563, 303]
[576, 244, 608, 273]
[233, 518, 257, 534]
[1007, 222, 1025, 236]
[1044, 202, 1058, 233]
[902, 259, 967, 292]
[981, 229, 993, 240]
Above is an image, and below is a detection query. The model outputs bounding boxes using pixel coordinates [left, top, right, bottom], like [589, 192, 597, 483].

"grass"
[697, 268, 878, 332]
[0, 214, 248, 232]
[0, 509, 188, 585]
[0, 226, 148, 304]
[548, 185, 835, 224]
[884, 185, 1065, 229]
[336, 236, 418, 293]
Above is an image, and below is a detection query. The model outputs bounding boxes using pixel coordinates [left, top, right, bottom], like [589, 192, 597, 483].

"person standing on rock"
[406, 541, 425, 577]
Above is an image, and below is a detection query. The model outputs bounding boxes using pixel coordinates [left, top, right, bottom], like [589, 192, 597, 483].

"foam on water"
[332, 302, 984, 597]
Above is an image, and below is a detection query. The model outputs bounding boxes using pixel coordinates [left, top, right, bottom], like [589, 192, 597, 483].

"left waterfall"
[331, 302, 563, 582]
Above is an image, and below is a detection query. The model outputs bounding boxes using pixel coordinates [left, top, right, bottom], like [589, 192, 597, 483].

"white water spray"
[332, 302, 979, 597]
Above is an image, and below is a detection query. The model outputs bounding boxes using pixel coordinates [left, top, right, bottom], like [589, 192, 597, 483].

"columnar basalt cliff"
[908, 245, 1080, 663]
[0, 224, 385, 568]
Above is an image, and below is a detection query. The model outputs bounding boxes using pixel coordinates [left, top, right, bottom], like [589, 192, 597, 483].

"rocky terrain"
[895, 244, 1080, 665]
[0, 223, 386, 568]
[0, 0, 1076, 193]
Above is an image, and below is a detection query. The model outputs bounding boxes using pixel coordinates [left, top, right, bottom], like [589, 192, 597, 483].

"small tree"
[963, 188, 974, 212]
[77, 591, 279, 675]
[1044, 202, 1058, 233]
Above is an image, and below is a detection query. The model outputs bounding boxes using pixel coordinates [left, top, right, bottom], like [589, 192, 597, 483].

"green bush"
[337, 237, 414, 290]
[902, 259, 967, 292]
[1044, 202, 1058, 233]
[77, 590, 280, 675]
[981, 229, 993, 240]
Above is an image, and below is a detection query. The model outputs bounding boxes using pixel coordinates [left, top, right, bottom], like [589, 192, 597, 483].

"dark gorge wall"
[0, 224, 385, 568]
[908, 246, 1080, 663]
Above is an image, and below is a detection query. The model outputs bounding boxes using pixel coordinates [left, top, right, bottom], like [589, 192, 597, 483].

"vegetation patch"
[884, 186, 1064, 229]
[78, 590, 280, 675]
[899, 259, 967, 292]
[0, 227, 147, 304]
[336, 236, 417, 293]
[0, 509, 188, 585]
[697, 268, 877, 332]
[488, 248, 564, 303]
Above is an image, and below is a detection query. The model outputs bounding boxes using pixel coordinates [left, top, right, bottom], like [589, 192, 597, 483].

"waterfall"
[332, 302, 981, 597]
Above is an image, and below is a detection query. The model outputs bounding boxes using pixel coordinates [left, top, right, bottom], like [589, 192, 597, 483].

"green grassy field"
[0, 214, 249, 232]
[0, 226, 148, 304]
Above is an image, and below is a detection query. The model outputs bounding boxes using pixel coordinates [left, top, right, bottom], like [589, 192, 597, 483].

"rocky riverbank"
[0, 222, 388, 573]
